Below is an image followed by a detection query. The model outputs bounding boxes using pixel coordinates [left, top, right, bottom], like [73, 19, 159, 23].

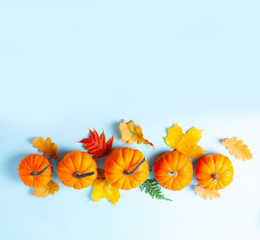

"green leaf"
[140, 179, 173, 201]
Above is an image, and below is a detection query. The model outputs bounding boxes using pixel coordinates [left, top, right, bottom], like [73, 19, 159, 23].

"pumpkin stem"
[31, 164, 53, 177]
[167, 171, 178, 177]
[211, 173, 219, 184]
[73, 171, 95, 179]
[123, 158, 146, 176]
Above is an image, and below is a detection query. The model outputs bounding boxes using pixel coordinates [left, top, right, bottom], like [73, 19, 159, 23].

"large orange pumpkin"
[104, 147, 149, 190]
[18, 154, 53, 187]
[154, 151, 194, 191]
[57, 151, 97, 190]
[196, 154, 234, 190]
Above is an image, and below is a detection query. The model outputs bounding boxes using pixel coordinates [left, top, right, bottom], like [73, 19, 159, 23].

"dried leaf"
[222, 137, 253, 161]
[194, 185, 221, 200]
[164, 123, 206, 159]
[32, 137, 59, 160]
[79, 129, 113, 158]
[119, 120, 154, 148]
[92, 169, 120, 205]
[33, 180, 60, 198]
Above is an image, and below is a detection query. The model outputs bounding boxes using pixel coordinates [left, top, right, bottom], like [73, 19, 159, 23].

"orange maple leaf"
[119, 120, 154, 148]
[32, 137, 59, 160]
[222, 137, 253, 161]
[33, 180, 60, 198]
[194, 185, 221, 200]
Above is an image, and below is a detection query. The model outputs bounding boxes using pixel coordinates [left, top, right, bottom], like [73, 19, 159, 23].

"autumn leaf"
[164, 123, 206, 159]
[222, 137, 253, 161]
[32, 137, 59, 160]
[194, 185, 221, 200]
[92, 169, 120, 205]
[78, 129, 113, 158]
[33, 180, 60, 198]
[119, 120, 154, 148]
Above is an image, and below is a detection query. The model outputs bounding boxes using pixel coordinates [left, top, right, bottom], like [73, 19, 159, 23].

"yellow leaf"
[33, 137, 59, 160]
[119, 120, 154, 148]
[92, 169, 120, 205]
[33, 180, 60, 198]
[194, 185, 221, 200]
[164, 123, 206, 159]
[222, 137, 253, 161]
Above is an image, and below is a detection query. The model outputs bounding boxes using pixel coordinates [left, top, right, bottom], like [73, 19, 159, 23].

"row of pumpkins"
[18, 147, 234, 191]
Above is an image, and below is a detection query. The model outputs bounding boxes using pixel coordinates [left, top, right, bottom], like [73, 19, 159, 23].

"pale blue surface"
[0, 1, 260, 240]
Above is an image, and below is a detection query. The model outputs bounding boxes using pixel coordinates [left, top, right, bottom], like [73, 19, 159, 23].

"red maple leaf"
[78, 129, 114, 158]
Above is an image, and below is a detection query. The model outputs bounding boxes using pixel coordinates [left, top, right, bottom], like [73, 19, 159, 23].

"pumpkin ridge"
[209, 154, 217, 173]
[77, 179, 84, 189]
[125, 177, 133, 189]
[19, 165, 32, 173]
[60, 161, 74, 174]
[70, 152, 79, 171]
[78, 153, 85, 172]
[123, 148, 135, 169]
[162, 157, 173, 172]
[108, 174, 124, 184]
[214, 154, 225, 172]
[111, 158, 124, 170]
[217, 161, 233, 174]
[111, 176, 125, 189]
[129, 150, 143, 170]
[172, 176, 182, 190]
[129, 172, 143, 183]
[174, 151, 183, 171]
[57, 164, 72, 174]
[198, 160, 212, 173]
[157, 175, 171, 185]
[63, 156, 76, 172]
[113, 149, 125, 169]
[80, 156, 95, 173]
[127, 158, 144, 173]
[164, 177, 174, 189]
[175, 156, 189, 173]
[38, 160, 51, 173]
[35, 155, 46, 170]
[63, 178, 76, 186]
[24, 158, 32, 171]
[218, 168, 234, 176]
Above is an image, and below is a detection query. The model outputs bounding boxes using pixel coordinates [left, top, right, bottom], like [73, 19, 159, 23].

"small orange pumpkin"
[18, 154, 53, 187]
[154, 151, 194, 191]
[104, 147, 149, 190]
[196, 154, 234, 190]
[57, 151, 97, 190]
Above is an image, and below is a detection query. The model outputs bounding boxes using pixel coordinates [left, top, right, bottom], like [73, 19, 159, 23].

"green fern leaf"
[140, 179, 173, 201]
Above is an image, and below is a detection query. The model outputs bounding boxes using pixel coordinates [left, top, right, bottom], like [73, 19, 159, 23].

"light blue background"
[0, 1, 260, 240]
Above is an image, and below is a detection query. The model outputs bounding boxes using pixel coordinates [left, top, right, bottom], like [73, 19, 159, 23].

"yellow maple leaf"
[92, 169, 120, 205]
[33, 180, 60, 198]
[119, 120, 154, 148]
[222, 137, 253, 161]
[194, 185, 221, 200]
[33, 137, 59, 160]
[164, 123, 206, 159]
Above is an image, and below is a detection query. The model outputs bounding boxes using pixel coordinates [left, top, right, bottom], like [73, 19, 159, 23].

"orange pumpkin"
[57, 151, 97, 190]
[104, 147, 149, 190]
[154, 151, 194, 191]
[196, 154, 234, 190]
[18, 154, 53, 187]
